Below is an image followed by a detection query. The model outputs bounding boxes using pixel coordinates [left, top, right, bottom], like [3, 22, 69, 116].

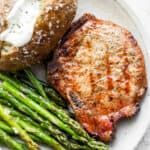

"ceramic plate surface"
[1, 0, 150, 150]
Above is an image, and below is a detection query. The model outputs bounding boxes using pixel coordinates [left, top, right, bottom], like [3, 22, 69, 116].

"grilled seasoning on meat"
[47, 14, 147, 142]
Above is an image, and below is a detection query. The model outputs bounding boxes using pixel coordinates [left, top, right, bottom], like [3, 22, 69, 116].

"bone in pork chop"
[47, 14, 147, 142]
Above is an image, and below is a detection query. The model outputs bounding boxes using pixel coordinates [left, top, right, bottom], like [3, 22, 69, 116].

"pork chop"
[47, 14, 147, 142]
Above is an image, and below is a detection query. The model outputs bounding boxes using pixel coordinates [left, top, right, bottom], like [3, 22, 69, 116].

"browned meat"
[47, 14, 147, 142]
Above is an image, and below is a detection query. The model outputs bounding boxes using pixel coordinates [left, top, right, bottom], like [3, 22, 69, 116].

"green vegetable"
[18, 119, 65, 150]
[2, 82, 84, 140]
[0, 72, 69, 117]
[0, 98, 11, 106]
[0, 104, 39, 150]
[23, 70, 108, 149]
[20, 71, 69, 111]
[0, 117, 41, 144]
[14, 72, 67, 107]
[24, 69, 48, 99]
[0, 121, 14, 134]
[0, 73, 103, 145]
[0, 72, 108, 150]
[0, 129, 26, 150]
[11, 109, 89, 150]
[0, 106, 89, 150]
[0, 88, 43, 122]
[45, 87, 67, 107]
[0, 105, 65, 150]
[0, 97, 89, 149]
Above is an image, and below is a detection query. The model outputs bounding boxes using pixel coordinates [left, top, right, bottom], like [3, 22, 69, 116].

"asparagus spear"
[18, 119, 65, 150]
[0, 97, 85, 149]
[0, 88, 43, 122]
[2, 82, 84, 139]
[3, 82, 108, 150]
[0, 73, 108, 150]
[0, 129, 27, 150]
[0, 105, 65, 150]
[0, 118, 42, 144]
[13, 72, 67, 107]
[0, 73, 90, 138]
[10, 109, 90, 150]
[24, 69, 67, 110]
[0, 98, 11, 106]
[0, 73, 69, 116]
[0, 104, 90, 150]
[0, 121, 14, 134]
[0, 97, 90, 150]
[0, 104, 39, 150]
[0, 114, 65, 150]
[45, 87, 67, 107]
[24, 79, 66, 107]
[24, 69, 48, 99]
[23, 71, 108, 149]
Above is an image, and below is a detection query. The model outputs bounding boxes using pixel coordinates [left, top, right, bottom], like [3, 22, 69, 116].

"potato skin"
[0, 0, 77, 71]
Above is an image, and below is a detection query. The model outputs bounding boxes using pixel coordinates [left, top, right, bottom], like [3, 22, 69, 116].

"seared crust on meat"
[0, 0, 77, 71]
[47, 14, 147, 142]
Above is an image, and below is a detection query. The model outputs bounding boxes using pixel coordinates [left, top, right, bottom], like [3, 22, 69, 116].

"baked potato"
[0, 0, 77, 71]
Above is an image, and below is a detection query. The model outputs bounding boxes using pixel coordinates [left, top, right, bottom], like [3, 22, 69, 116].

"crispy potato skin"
[0, 0, 77, 71]
[47, 14, 147, 142]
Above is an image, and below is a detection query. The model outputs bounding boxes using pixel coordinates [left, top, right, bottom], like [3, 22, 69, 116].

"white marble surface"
[125, 0, 150, 150]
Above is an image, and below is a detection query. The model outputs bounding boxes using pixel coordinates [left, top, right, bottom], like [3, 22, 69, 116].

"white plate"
[2, 0, 150, 150]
